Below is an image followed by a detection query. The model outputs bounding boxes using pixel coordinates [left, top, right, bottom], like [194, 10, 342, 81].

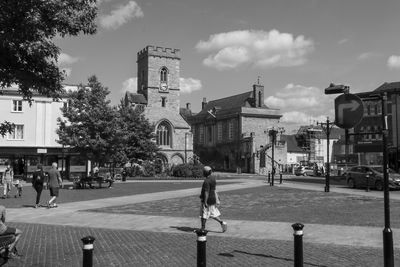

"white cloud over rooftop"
[387, 55, 400, 69]
[196, 29, 314, 70]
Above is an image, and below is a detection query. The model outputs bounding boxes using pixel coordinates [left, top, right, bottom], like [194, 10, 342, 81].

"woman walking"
[32, 164, 45, 208]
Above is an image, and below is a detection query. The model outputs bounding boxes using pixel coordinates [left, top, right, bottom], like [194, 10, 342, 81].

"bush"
[171, 163, 204, 178]
[142, 160, 156, 177]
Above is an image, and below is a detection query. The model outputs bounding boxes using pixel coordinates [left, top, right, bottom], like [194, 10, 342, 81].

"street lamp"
[317, 117, 334, 192]
[268, 127, 285, 186]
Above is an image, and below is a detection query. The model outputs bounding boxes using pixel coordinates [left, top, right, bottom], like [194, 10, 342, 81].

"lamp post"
[268, 127, 285, 186]
[317, 117, 334, 192]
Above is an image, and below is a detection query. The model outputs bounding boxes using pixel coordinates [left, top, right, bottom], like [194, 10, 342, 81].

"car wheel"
[347, 178, 355, 188]
[375, 181, 383, 191]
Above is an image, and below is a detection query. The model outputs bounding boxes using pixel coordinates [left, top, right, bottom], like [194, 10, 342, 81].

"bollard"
[268, 172, 271, 183]
[280, 173, 283, 184]
[292, 223, 304, 267]
[195, 229, 208, 267]
[81, 236, 95, 267]
[366, 174, 370, 192]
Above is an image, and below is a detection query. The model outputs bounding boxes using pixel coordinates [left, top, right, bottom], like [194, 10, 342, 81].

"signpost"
[334, 93, 364, 129]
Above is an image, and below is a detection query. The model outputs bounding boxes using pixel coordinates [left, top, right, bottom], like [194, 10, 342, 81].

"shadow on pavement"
[224, 250, 327, 267]
[170, 226, 220, 234]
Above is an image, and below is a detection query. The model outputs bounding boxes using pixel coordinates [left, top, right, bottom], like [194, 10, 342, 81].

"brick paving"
[2, 176, 400, 266]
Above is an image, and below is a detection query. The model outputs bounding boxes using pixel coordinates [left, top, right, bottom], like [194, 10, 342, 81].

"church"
[124, 46, 193, 166]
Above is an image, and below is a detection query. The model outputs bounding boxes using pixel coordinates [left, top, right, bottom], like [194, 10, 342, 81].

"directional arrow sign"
[334, 93, 364, 129]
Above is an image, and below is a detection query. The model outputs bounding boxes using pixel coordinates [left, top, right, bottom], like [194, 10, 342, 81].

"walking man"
[2, 164, 13, 199]
[47, 162, 62, 208]
[32, 164, 45, 208]
[199, 166, 227, 232]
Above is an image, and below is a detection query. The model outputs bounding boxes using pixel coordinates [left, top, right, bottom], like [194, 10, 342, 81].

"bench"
[0, 234, 16, 263]
[75, 176, 113, 189]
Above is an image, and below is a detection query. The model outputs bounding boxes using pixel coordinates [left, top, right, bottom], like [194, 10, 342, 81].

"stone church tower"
[131, 45, 193, 165]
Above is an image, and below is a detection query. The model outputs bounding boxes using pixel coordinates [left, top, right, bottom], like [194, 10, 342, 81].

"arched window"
[157, 121, 171, 146]
[160, 67, 168, 83]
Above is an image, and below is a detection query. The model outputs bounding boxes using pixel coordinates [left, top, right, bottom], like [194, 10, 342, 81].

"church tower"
[135, 45, 192, 166]
[137, 46, 181, 113]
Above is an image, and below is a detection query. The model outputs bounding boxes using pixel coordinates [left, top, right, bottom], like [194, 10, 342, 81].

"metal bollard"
[366, 174, 370, 192]
[292, 223, 304, 267]
[81, 236, 95, 267]
[195, 229, 208, 267]
[268, 172, 271, 183]
[280, 173, 283, 184]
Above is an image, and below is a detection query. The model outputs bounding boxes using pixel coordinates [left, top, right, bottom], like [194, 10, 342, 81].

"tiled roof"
[126, 92, 147, 104]
[374, 82, 400, 92]
[197, 91, 254, 115]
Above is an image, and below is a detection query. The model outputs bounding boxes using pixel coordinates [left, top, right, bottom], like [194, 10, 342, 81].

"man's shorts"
[200, 203, 221, 219]
[0, 227, 16, 235]
[49, 187, 59, 197]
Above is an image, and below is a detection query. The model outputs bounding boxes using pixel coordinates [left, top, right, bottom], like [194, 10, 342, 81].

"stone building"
[187, 83, 284, 174]
[125, 46, 193, 166]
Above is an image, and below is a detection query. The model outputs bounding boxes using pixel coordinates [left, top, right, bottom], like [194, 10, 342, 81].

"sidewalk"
[7, 179, 399, 249]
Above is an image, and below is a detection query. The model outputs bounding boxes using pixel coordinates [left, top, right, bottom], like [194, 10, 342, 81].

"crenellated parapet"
[137, 45, 181, 60]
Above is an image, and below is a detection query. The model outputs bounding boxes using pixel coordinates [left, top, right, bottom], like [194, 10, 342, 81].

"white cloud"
[58, 53, 79, 66]
[338, 38, 349, 45]
[358, 52, 379, 61]
[122, 77, 137, 92]
[196, 29, 314, 70]
[265, 83, 335, 127]
[99, 1, 143, 30]
[387, 55, 400, 69]
[180, 78, 202, 93]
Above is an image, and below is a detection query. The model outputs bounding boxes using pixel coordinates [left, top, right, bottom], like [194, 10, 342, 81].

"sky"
[57, 0, 400, 133]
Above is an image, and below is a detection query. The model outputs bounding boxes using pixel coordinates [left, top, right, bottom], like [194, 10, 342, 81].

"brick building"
[187, 83, 284, 174]
[125, 46, 193, 166]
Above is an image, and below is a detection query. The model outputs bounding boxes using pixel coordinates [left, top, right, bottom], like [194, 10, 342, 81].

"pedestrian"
[46, 162, 62, 208]
[0, 205, 22, 259]
[2, 164, 14, 199]
[32, 164, 45, 208]
[199, 166, 227, 233]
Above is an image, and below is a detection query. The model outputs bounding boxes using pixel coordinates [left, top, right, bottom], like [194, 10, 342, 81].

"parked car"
[346, 165, 400, 190]
[295, 166, 315, 176]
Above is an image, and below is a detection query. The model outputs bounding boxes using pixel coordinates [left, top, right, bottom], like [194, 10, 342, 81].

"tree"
[117, 101, 159, 163]
[57, 76, 121, 166]
[0, 0, 97, 134]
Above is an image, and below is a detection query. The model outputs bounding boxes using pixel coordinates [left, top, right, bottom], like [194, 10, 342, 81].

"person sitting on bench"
[0, 205, 22, 259]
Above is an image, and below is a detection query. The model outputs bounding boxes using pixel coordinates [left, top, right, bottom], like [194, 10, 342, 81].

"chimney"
[202, 97, 207, 109]
[186, 102, 191, 110]
[253, 84, 264, 108]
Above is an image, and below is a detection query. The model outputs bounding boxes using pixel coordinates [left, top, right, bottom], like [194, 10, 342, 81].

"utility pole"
[269, 127, 285, 186]
[318, 117, 334, 193]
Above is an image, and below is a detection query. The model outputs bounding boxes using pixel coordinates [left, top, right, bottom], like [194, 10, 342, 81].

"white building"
[0, 85, 85, 179]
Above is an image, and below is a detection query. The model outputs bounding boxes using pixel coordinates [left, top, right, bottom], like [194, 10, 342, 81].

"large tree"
[0, 0, 97, 135]
[117, 101, 159, 163]
[57, 76, 121, 166]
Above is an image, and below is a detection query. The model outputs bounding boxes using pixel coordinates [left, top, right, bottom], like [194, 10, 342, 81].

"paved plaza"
[1, 175, 400, 266]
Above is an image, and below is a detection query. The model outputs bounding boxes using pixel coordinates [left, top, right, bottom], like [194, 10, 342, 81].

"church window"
[156, 121, 171, 146]
[161, 97, 166, 107]
[160, 67, 168, 83]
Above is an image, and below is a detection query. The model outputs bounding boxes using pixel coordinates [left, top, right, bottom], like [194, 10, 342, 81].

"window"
[8, 125, 24, 140]
[258, 91, 262, 107]
[12, 100, 23, 112]
[207, 125, 212, 143]
[156, 121, 171, 146]
[217, 122, 222, 142]
[161, 97, 166, 107]
[199, 126, 204, 144]
[228, 120, 234, 140]
[160, 67, 168, 83]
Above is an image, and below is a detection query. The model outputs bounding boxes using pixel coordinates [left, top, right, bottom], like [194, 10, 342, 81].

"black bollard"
[81, 236, 95, 267]
[268, 172, 271, 183]
[292, 223, 304, 267]
[195, 229, 208, 267]
[280, 173, 283, 184]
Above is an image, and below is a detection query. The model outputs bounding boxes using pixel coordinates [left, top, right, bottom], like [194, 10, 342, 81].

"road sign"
[334, 93, 364, 129]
